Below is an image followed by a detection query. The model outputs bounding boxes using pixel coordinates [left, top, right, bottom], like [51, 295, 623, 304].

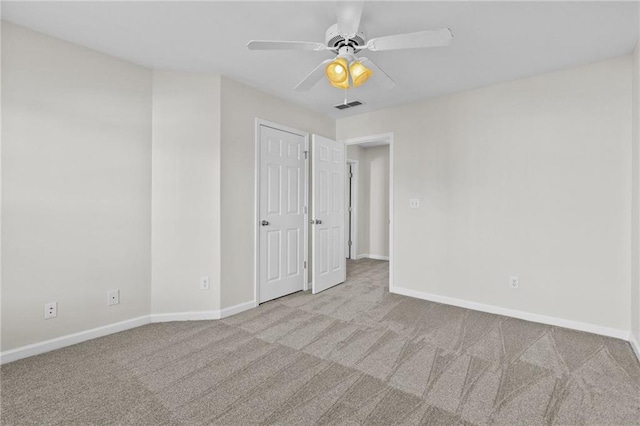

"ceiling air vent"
[334, 100, 363, 110]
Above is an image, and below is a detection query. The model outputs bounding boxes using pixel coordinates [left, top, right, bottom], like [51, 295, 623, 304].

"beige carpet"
[2, 259, 640, 425]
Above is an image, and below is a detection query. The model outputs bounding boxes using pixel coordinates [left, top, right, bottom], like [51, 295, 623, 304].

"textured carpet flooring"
[2, 259, 640, 425]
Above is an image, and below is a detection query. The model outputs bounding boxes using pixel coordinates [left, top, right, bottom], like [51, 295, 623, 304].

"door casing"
[254, 119, 309, 307]
[345, 160, 358, 259]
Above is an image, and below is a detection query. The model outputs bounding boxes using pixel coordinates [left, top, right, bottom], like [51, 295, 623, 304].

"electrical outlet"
[107, 289, 119, 306]
[509, 276, 519, 289]
[44, 302, 57, 319]
[409, 198, 420, 208]
[200, 276, 210, 290]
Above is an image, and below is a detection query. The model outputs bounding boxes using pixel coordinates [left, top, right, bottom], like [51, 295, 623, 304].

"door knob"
[261, 220, 269, 226]
[315, 219, 322, 225]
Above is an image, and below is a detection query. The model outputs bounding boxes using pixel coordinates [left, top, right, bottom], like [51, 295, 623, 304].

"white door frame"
[254, 119, 309, 307]
[345, 160, 358, 259]
[342, 133, 394, 291]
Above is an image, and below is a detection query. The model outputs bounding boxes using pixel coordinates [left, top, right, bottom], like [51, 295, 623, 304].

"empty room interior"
[2, 1, 640, 424]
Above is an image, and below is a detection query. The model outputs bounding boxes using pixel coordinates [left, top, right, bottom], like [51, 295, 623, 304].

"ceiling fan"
[247, 1, 453, 92]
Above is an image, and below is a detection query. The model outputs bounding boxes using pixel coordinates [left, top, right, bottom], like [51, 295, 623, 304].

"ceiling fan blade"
[247, 40, 327, 51]
[294, 59, 334, 92]
[358, 57, 395, 89]
[365, 28, 453, 51]
[336, 0, 364, 38]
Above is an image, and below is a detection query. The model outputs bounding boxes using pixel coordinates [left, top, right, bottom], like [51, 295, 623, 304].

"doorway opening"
[344, 133, 394, 291]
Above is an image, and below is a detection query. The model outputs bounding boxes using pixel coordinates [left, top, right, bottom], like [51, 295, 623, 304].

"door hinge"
[304, 151, 308, 159]
[304, 261, 307, 269]
[349, 173, 353, 178]
[348, 241, 352, 246]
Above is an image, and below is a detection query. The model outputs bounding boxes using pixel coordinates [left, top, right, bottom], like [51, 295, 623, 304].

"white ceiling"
[2, 1, 638, 119]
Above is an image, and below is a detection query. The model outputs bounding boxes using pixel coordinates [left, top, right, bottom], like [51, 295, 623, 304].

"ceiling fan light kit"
[325, 45, 372, 89]
[247, 0, 452, 94]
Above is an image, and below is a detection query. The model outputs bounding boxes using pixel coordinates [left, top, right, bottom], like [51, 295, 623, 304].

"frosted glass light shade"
[325, 57, 349, 89]
[349, 61, 372, 87]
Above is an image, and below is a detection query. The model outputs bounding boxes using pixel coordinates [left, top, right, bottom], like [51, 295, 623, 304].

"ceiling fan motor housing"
[325, 23, 366, 52]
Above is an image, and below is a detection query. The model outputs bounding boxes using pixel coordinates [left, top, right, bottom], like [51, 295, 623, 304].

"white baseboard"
[392, 286, 630, 341]
[0, 315, 151, 365]
[5, 295, 633, 365]
[356, 254, 390, 261]
[150, 300, 255, 322]
[1, 301, 256, 365]
[219, 301, 255, 318]
[631, 334, 640, 362]
[150, 310, 221, 322]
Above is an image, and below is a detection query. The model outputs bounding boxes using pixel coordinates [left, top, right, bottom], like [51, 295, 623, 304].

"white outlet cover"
[200, 276, 210, 290]
[108, 289, 120, 306]
[44, 302, 57, 319]
[509, 276, 519, 289]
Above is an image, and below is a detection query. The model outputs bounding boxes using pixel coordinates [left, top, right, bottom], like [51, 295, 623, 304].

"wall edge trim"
[1, 301, 256, 365]
[630, 334, 640, 362]
[356, 254, 390, 261]
[392, 286, 630, 340]
[220, 301, 255, 318]
[0, 315, 151, 365]
[150, 301, 255, 322]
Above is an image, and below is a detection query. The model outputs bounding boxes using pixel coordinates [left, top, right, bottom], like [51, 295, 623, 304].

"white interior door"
[312, 134, 346, 294]
[259, 125, 306, 303]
